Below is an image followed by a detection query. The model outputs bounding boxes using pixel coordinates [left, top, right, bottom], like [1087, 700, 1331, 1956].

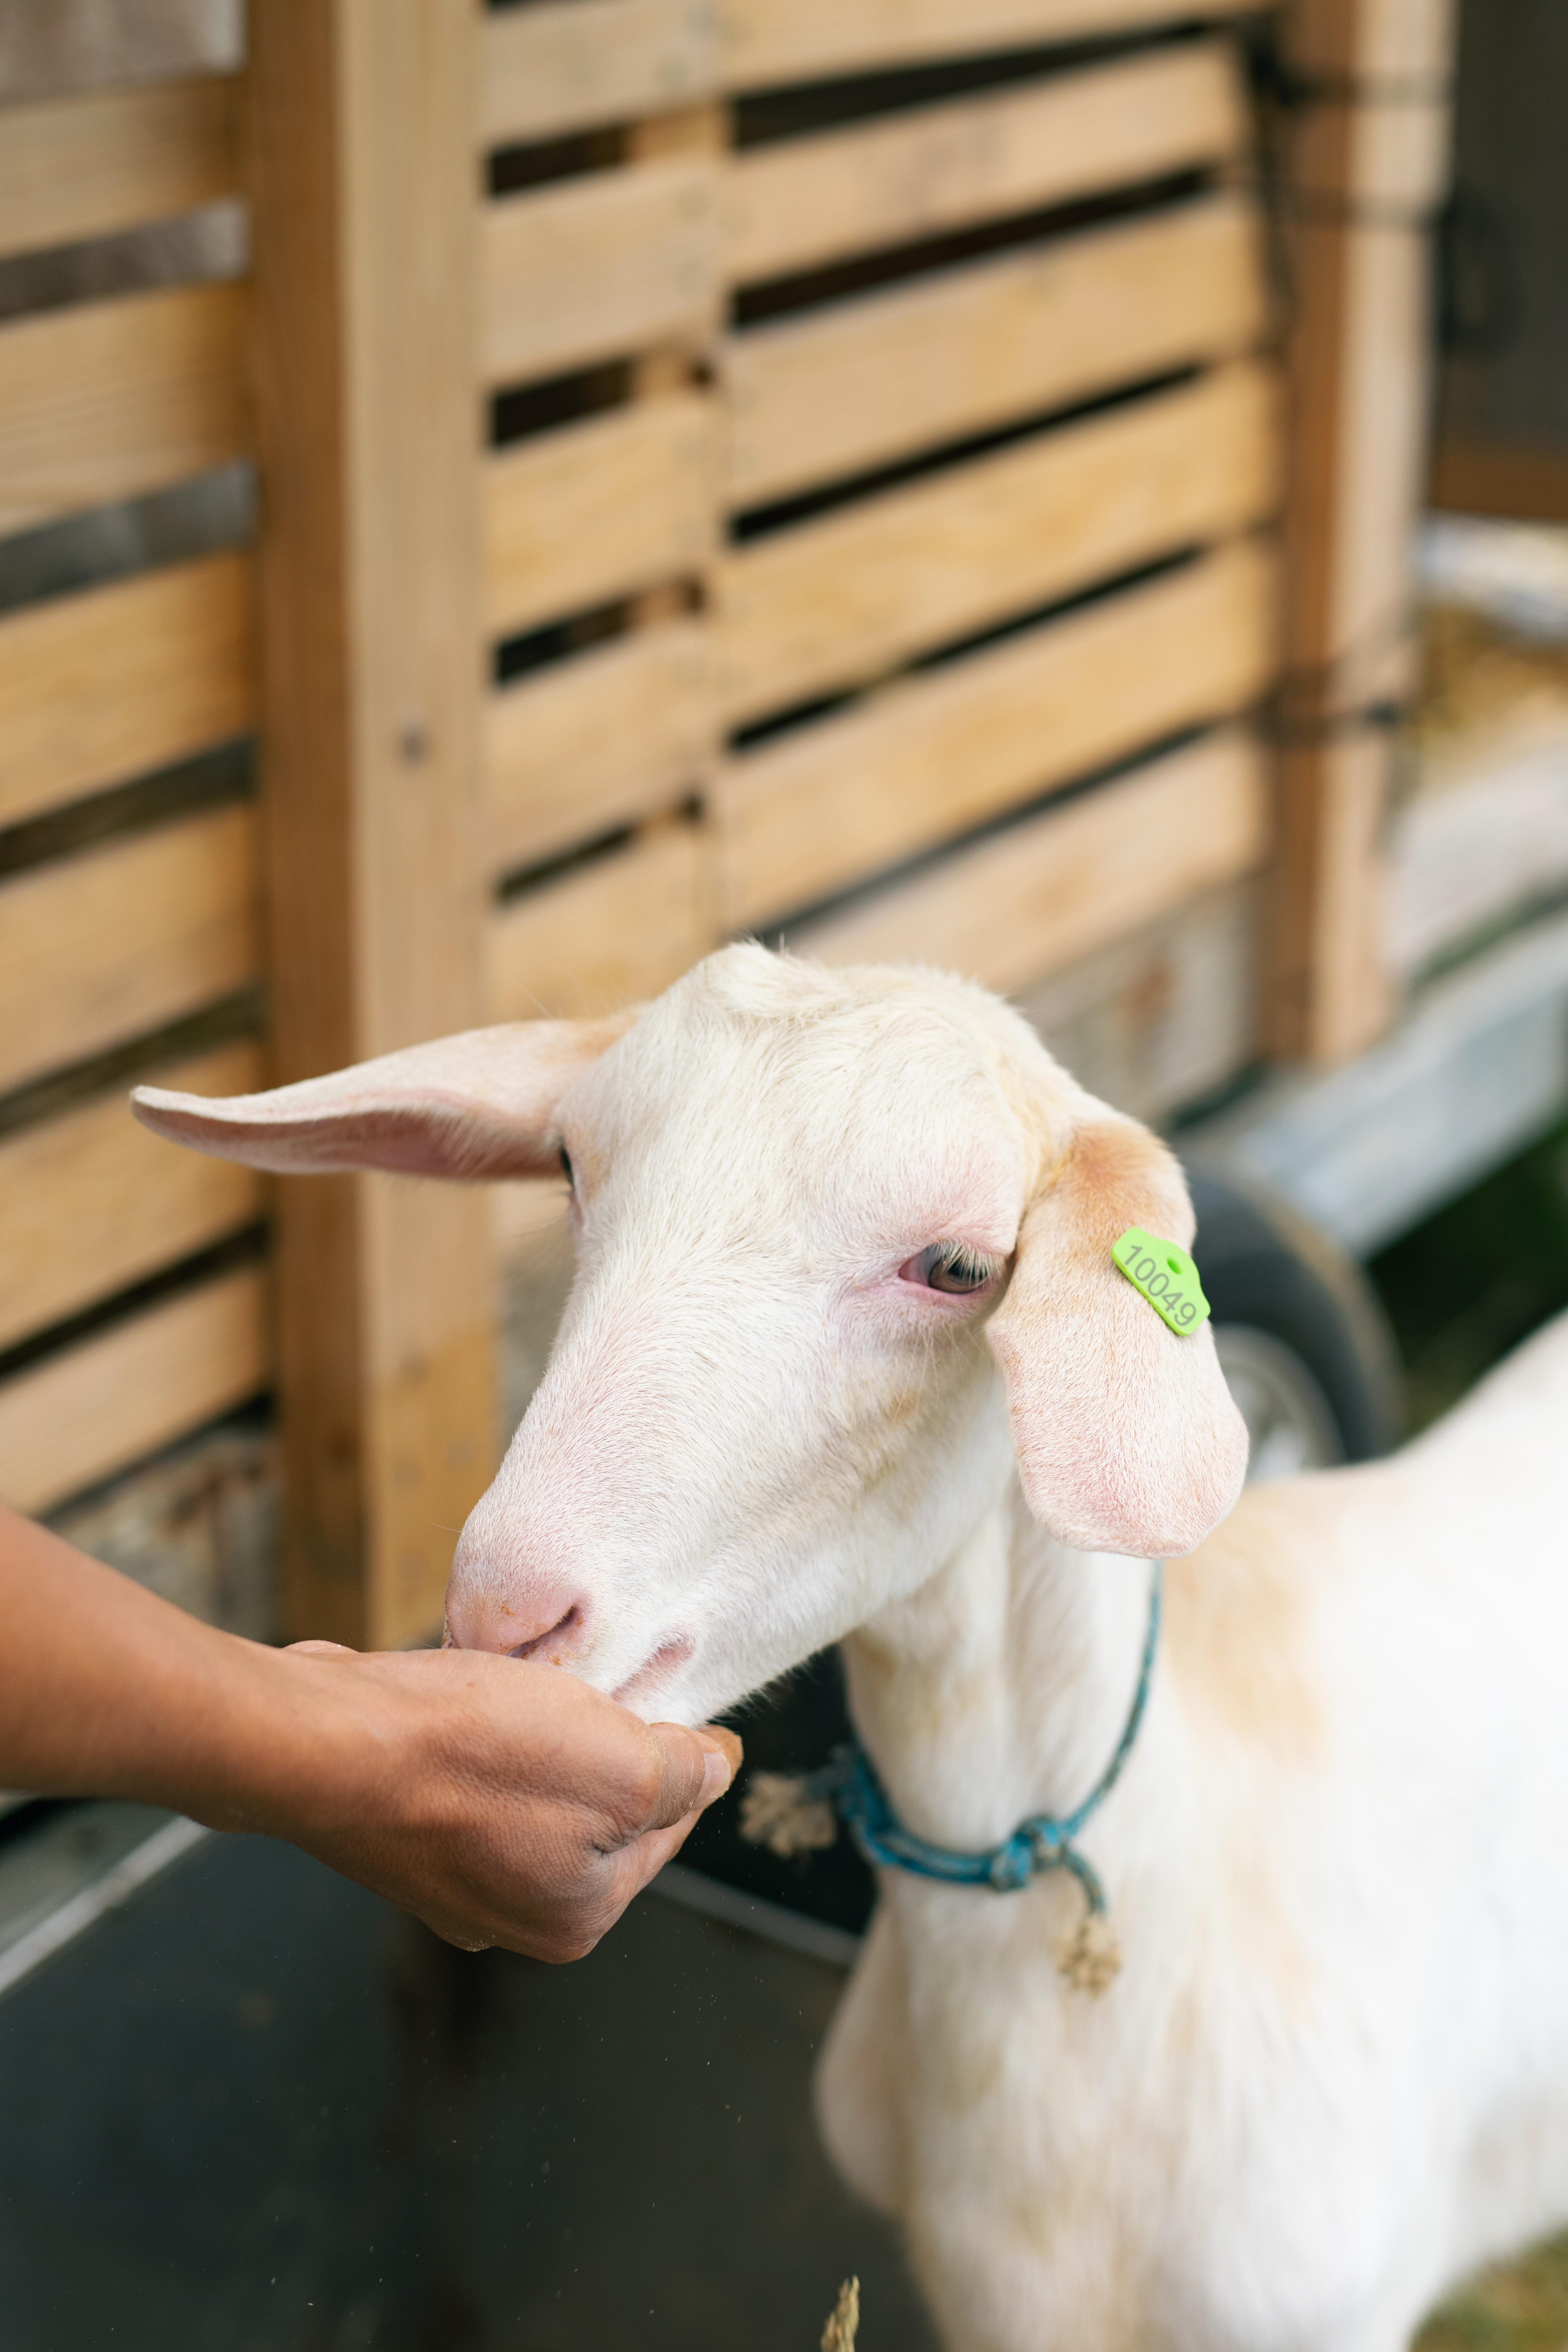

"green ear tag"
[1112, 1227, 1210, 1336]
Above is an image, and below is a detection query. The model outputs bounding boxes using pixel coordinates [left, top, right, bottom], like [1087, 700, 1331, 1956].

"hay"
[740, 1770, 839, 1858]
[821, 2276, 860, 2352]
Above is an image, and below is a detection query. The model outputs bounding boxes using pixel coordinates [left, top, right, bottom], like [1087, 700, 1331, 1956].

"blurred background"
[2, 0, 1567, 2343]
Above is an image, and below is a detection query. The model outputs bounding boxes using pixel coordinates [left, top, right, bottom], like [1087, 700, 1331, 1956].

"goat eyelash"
[918, 1242, 1000, 1294]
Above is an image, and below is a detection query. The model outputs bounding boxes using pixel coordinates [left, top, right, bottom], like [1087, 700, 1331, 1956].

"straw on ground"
[821, 2275, 859, 2351]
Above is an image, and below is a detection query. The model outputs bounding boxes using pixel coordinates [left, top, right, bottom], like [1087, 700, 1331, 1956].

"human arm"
[0, 1499, 738, 1962]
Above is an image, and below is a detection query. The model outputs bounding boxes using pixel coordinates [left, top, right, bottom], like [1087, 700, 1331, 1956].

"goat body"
[822, 1337, 1568, 2351]
[133, 946, 1568, 2352]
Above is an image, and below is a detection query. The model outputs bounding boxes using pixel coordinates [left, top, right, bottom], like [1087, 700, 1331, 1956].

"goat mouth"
[613, 1634, 696, 1710]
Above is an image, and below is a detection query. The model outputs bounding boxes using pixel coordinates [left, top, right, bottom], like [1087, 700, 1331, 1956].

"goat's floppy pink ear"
[986, 1116, 1247, 1557]
[130, 1013, 637, 1178]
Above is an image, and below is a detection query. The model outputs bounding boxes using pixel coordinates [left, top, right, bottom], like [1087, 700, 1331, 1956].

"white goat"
[134, 944, 1568, 2352]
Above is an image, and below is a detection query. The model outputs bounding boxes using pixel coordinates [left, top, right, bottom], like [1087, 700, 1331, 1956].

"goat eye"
[559, 1146, 573, 1187]
[919, 1243, 996, 1294]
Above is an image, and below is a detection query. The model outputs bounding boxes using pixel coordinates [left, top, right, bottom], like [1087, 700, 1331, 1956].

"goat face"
[132, 945, 1247, 1723]
[450, 949, 1040, 1720]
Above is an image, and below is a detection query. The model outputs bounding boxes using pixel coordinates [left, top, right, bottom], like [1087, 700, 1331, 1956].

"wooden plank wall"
[479, 0, 1280, 1033]
[0, 0, 1295, 1630]
[0, 50, 265, 1520]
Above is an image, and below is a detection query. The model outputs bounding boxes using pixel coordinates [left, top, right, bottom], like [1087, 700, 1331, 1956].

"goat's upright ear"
[985, 1113, 1247, 1557]
[130, 1013, 637, 1178]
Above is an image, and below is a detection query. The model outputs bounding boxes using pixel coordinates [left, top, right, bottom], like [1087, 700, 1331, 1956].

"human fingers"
[258, 1651, 740, 1962]
[455, 1720, 740, 1959]
[632, 1721, 740, 1837]
[583, 1724, 742, 1926]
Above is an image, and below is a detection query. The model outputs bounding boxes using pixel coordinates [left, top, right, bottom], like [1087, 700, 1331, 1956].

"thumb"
[642, 1722, 741, 1831]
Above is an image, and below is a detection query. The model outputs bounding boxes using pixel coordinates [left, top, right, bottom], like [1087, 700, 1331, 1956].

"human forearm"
[0, 1500, 739, 1960]
[0, 1500, 299, 1818]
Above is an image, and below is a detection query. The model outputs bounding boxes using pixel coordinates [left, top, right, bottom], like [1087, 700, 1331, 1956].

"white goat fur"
[134, 946, 1568, 2352]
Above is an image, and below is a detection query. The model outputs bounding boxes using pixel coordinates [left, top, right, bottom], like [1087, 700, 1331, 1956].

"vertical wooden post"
[1269, 0, 1456, 1062]
[248, 0, 495, 1648]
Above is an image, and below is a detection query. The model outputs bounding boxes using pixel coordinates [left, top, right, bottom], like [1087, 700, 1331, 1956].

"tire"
[1183, 1165, 1405, 1472]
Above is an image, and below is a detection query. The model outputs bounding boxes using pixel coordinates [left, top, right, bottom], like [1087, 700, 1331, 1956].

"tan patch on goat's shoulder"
[1162, 1485, 1329, 1764]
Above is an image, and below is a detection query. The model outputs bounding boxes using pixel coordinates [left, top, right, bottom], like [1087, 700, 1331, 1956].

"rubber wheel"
[1183, 1164, 1405, 1470]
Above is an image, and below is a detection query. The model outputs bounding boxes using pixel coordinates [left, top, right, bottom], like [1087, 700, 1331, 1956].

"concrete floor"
[0, 1822, 936, 2352]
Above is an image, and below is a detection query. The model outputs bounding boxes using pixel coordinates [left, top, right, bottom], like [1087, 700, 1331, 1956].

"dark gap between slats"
[0, 1225, 269, 1388]
[728, 363, 1205, 543]
[732, 24, 1216, 147]
[728, 545, 1207, 752]
[493, 581, 703, 688]
[0, 465, 256, 616]
[494, 597, 636, 685]
[487, 125, 624, 194]
[0, 992, 264, 1145]
[495, 801, 704, 906]
[490, 359, 633, 447]
[0, 741, 255, 883]
[0, 203, 247, 324]
[732, 169, 1219, 325]
[750, 718, 1233, 945]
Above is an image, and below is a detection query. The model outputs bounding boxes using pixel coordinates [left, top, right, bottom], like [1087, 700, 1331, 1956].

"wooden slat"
[720, 361, 1278, 724]
[0, 1268, 269, 1517]
[491, 822, 711, 1020]
[724, 0, 1260, 89]
[729, 42, 1246, 284]
[0, 554, 255, 832]
[488, 617, 714, 873]
[0, 1041, 265, 1354]
[792, 727, 1268, 995]
[1269, 0, 1456, 1061]
[0, 281, 248, 537]
[249, 0, 497, 1650]
[718, 538, 1276, 929]
[483, 157, 720, 387]
[726, 193, 1266, 509]
[0, 76, 239, 263]
[0, 804, 260, 1097]
[482, 0, 719, 146]
[1017, 876, 1260, 1128]
[485, 392, 716, 637]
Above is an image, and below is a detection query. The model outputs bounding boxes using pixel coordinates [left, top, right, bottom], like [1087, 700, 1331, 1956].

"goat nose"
[443, 1577, 590, 1662]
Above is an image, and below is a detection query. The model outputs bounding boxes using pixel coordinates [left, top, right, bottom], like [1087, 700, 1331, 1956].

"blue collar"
[820, 1560, 1163, 1922]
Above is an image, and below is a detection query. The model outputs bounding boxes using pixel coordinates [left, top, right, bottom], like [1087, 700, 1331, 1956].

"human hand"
[253, 1642, 740, 1962]
[0, 1501, 735, 1962]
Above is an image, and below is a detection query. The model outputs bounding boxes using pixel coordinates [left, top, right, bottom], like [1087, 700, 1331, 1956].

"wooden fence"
[0, 0, 1451, 1647]
[0, 38, 266, 1539]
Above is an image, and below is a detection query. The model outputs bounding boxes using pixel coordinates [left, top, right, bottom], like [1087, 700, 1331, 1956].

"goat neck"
[842, 1432, 1167, 1864]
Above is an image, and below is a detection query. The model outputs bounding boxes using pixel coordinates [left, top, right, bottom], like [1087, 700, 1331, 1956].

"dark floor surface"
[0, 1829, 936, 2352]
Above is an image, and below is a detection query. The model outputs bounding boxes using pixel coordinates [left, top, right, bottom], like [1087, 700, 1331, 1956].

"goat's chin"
[610, 1633, 699, 1720]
